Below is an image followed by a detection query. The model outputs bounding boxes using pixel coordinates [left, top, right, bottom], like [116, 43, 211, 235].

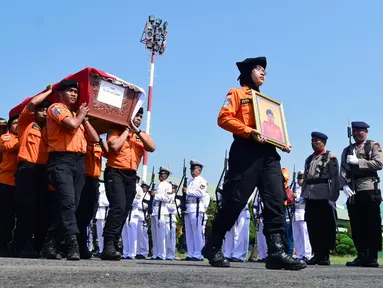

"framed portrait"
[251, 90, 289, 149]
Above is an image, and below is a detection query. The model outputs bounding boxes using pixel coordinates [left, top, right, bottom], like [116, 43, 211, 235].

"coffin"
[9, 68, 146, 134]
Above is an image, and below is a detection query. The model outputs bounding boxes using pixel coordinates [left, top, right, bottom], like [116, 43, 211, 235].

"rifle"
[347, 119, 356, 205]
[142, 166, 155, 226]
[215, 150, 228, 213]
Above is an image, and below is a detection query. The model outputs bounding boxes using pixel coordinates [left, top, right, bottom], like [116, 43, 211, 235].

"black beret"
[37, 100, 52, 110]
[311, 131, 328, 141]
[351, 121, 370, 129]
[236, 57, 267, 80]
[266, 109, 273, 115]
[57, 80, 79, 91]
[137, 107, 144, 115]
[8, 114, 19, 128]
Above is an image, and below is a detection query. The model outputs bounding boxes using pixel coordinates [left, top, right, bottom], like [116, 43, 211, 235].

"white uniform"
[292, 185, 312, 260]
[165, 191, 177, 260]
[121, 184, 142, 259]
[185, 175, 208, 260]
[253, 190, 267, 260]
[151, 181, 172, 260]
[136, 189, 151, 258]
[95, 183, 109, 254]
[201, 192, 211, 248]
[222, 193, 251, 261]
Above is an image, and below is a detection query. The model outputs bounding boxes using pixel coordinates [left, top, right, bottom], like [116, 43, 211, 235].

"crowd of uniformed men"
[0, 59, 382, 271]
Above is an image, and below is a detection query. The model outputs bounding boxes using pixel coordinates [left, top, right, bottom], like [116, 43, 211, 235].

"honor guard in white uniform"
[201, 189, 211, 248]
[253, 188, 267, 262]
[121, 175, 143, 259]
[95, 183, 109, 255]
[135, 181, 151, 259]
[151, 166, 172, 260]
[166, 182, 178, 260]
[184, 160, 208, 261]
[222, 191, 252, 262]
[292, 171, 312, 262]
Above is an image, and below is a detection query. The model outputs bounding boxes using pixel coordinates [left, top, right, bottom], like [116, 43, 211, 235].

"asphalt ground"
[1, 258, 383, 288]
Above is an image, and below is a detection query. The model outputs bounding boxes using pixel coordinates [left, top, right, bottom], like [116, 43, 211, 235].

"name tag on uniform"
[241, 98, 253, 105]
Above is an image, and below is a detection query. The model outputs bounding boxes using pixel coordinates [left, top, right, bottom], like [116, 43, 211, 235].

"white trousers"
[185, 213, 204, 259]
[151, 215, 166, 259]
[96, 219, 105, 253]
[165, 214, 177, 260]
[136, 220, 149, 257]
[292, 220, 312, 259]
[121, 215, 139, 258]
[257, 221, 267, 259]
[223, 210, 250, 261]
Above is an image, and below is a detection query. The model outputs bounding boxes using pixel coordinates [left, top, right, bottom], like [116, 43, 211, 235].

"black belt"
[305, 178, 329, 185]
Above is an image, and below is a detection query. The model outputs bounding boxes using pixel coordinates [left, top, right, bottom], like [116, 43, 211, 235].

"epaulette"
[32, 123, 41, 131]
[328, 152, 337, 159]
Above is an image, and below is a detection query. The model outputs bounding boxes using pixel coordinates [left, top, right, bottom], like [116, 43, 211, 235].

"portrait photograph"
[251, 90, 289, 149]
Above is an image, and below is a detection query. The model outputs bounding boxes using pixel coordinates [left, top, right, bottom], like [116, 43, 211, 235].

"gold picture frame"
[251, 90, 289, 149]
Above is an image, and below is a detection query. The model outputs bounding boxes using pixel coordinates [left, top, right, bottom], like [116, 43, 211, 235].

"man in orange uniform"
[0, 118, 8, 163]
[262, 109, 284, 143]
[202, 57, 306, 270]
[101, 107, 156, 260]
[13, 85, 53, 258]
[46, 80, 99, 260]
[76, 139, 108, 259]
[0, 115, 19, 256]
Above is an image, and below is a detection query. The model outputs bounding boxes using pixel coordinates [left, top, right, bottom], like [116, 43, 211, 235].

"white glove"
[343, 185, 356, 198]
[346, 150, 359, 165]
[328, 200, 336, 209]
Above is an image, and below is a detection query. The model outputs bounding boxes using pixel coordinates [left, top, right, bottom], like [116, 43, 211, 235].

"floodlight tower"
[140, 15, 168, 182]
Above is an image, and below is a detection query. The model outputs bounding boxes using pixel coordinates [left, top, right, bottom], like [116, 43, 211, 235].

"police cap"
[141, 181, 150, 188]
[190, 159, 204, 170]
[351, 121, 370, 129]
[159, 166, 172, 175]
[266, 109, 273, 116]
[311, 131, 328, 141]
[236, 57, 267, 80]
[57, 79, 79, 91]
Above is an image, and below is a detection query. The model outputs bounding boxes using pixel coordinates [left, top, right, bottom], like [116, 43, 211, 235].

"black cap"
[57, 80, 79, 91]
[0, 118, 7, 126]
[137, 107, 144, 115]
[236, 57, 267, 80]
[311, 131, 328, 141]
[266, 109, 273, 116]
[8, 114, 19, 128]
[351, 121, 370, 129]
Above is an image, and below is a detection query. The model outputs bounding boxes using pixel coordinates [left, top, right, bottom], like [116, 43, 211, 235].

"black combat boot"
[65, 235, 80, 261]
[101, 238, 121, 260]
[361, 250, 379, 268]
[201, 244, 230, 267]
[78, 231, 92, 260]
[265, 233, 307, 270]
[346, 249, 366, 267]
[41, 234, 62, 260]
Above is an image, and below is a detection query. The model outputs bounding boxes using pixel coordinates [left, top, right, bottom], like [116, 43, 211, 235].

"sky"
[1, 0, 383, 206]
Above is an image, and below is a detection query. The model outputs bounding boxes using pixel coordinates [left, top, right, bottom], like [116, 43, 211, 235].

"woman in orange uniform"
[46, 80, 99, 261]
[101, 107, 156, 260]
[0, 115, 19, 257]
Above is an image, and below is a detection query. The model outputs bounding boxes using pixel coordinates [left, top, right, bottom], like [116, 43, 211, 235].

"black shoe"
[66, 235, 80, 261]
[135, 254, 146, 259]
[265, 233, 307, 270]
[182, 256, 192, 261]
[306, 254, 320, 265]
[317, 254, 330, 266]
[78, 231, 93, 260]
[361, 250, 379, 268]
[201, 245, 230, 267]
[101, 238, 121, 260]
[41, 235, 62, 260]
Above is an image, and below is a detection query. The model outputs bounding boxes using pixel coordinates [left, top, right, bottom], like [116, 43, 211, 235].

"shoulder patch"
[374, 142, 382, 152]
[52, 106, 61, 116]
[329, 152, 337, 159]
[32, 123, 41, 131]
[200, 184, 206, 189]
[1, 135, 11, 141]
[222, 98, 231, 108]
[135, 135, 142, 142]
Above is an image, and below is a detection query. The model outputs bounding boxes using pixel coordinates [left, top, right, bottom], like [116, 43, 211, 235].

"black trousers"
[305, 199, 336, 255]
[76, 176, 100, 248]
[102, 167, 136, 240]
[347, 189, 382, 253]
[0, 183, 16, 246]
[208, 136, 285, 247]
[47, 152, 85, 237]
[13, 161, 48, 249]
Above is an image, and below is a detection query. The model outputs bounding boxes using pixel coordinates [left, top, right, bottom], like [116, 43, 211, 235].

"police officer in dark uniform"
[340, 121, 383, 267]
[202, 56, 306, 270]
[302, 132, 340, 265]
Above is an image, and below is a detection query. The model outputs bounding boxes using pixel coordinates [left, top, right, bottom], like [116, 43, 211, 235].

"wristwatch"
[136, 129, 142, 135]
[83, 116, 89, 122]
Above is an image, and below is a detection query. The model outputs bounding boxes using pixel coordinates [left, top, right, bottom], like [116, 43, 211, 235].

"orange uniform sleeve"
[0, 134, 19, 151]
[18, 106, 35, 137]
[106, 130, 121, 143]
[217, 89, 253, 138]
[47, 104, 73, 125]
